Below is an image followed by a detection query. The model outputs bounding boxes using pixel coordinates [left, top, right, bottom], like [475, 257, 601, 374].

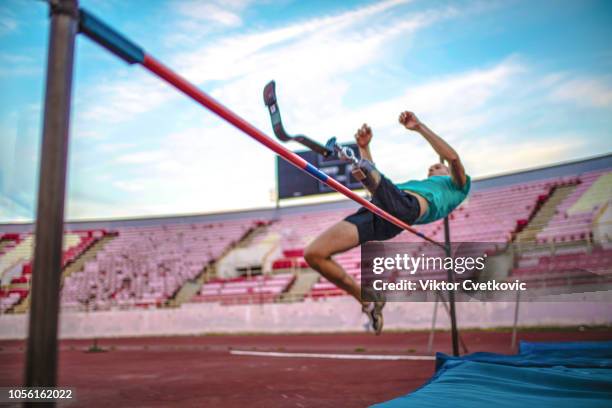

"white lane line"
[230, 350, 436, 361]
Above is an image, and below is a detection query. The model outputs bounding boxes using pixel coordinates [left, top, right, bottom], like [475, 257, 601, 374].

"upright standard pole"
[511, 290, 521, 351]
[25, 0, 78, 393]
[440, 156, 459, 357]
[427, 297, 439, 353]
[443, 215, 459, 356]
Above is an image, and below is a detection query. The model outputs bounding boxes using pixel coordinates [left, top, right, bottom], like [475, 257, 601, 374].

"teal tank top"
[395, 175, 471, 224]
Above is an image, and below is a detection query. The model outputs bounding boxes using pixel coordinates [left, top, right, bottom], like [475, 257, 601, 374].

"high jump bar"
[77, 9, 444, 249]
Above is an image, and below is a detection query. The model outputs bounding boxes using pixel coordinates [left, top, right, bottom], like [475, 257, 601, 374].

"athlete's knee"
[304, 242, 328, 269]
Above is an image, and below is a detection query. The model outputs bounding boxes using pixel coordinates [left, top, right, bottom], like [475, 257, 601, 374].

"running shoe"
[362, 298, 386, 335]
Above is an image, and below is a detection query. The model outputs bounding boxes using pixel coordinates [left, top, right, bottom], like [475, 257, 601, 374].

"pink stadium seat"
[537, 171, 607, 243]
[0, 230, 109, 310]
[60, 220, 261, 310]
[195, 272, 295, 305]
[2, 170, 610, 308]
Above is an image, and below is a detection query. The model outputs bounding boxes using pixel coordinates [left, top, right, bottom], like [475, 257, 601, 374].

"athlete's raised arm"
[354, 123, 374, 162]
[398, 111, 467, 188]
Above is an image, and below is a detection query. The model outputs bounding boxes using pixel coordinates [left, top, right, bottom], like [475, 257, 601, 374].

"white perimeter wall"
[1, 294, 611, 340]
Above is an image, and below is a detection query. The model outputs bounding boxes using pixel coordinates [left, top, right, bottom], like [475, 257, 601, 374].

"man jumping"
[304, 111, 470, 335]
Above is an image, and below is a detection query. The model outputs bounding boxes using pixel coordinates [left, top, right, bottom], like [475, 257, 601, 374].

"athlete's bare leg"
[304, 221, 363, 304]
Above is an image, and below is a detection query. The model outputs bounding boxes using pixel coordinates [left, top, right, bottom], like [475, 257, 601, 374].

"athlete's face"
[428, 163, 450, 177]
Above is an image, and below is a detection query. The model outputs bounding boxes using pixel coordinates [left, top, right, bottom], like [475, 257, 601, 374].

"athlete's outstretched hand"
[399, 111, 422, 131]
[355, 124, 372, 148]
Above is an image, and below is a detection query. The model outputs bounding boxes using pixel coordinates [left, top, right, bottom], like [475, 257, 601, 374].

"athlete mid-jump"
[304, 111, 470, 334]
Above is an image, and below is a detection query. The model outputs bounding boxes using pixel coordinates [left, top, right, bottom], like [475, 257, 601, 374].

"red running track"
[1, 330, 611, 407]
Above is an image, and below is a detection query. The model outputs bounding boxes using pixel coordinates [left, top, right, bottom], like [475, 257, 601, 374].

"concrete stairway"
[278, 270, 320, 302]
[62, 234, 116, 280]
[11, 234, 116, 314]
[0, 239, 12, 253]
[168, 266, 212, 307]
[516, 184, 577, 243]
[169, 224, 270, 307]
[235, 223, 270, 248]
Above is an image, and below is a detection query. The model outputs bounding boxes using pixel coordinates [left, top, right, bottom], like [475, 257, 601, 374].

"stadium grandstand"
[1, 154, 610, 325]
[2, 2, 612, 406]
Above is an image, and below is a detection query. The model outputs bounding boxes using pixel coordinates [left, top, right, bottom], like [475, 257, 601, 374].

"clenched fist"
[399, 111, 422, 131]
[354, 124, 372, 148]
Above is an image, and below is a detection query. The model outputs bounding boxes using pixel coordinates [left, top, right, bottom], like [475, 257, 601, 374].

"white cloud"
[65, 195, 148, 221]
[113, 180, 148, 192]
[278, 58, 603, 184]
[0, 7, 17, 36]
[17, 0, 608, 222]
[97, 142, 137, 152]
[463, 135, 586, 178]
[73, 129, 106, 140]
[173, 0, 430, 84]
[71, 0, 467, 138]
[0, 53, 31, 64]
[176, 1, 246, 27]
[78, 60, 525, 218]
[0, 195, 33, 223]
[549, 77, 612, 108]
[344, 59, 525, 130]
[65, 50, 610, 221]
[115, 151, 164, 164]
[76, 73, 174, 124]
[0, 53, 41, 77]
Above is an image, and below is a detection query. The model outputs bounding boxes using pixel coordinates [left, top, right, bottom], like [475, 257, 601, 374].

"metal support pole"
[434, 289, 468, 354]
[440, 156, 460, 357]
[511, 290, 521, 351]
[24, 0, 78, 396]
[444, 216, 459, 356]
[427, 297, 439, 353]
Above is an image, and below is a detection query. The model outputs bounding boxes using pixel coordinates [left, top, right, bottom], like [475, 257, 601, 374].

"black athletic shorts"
[345, 175, 421, 244]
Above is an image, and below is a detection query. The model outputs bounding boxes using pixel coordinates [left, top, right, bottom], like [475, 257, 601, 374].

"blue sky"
[1, 0, 611, 222]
